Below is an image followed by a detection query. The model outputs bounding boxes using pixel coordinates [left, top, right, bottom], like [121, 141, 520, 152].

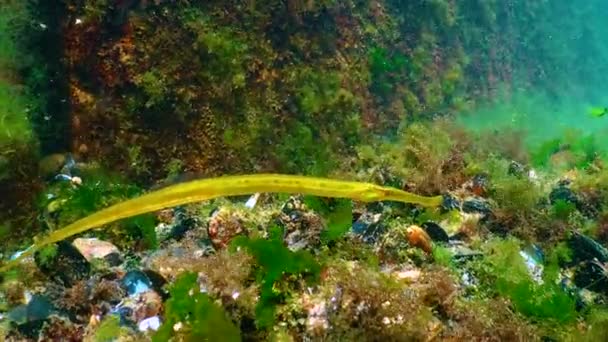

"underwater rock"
[35, 241, 91, 286]
[421, 222, 449, 243]
[447, 241, 483, 262]
[113, 290, 163, 326]
[568, 231, 608, 264]
[519, 245, 544, 283]
[142, 269, 169, 299]
[440, 193, 461, 212]
[169, 206, 198, 241]
[466, 174, 488, 197]
[282, 211, 324, 251]
[549, 181, 580, 207]
[550, 181, 601, 218]
[207, 208, 247, 250]
[120, 269, 168, 300]
[103, 252, 124, 267]
[278, 197, 324, 251]
[573, 260, 608, 294]
[508, 160, 526, 177]
[281, 196, 307, 220]
[351, 212, 386, 244]
[138, 315, 161, 332]
[7, 295, 54, 324]
[38, 153, 69, 179]
[7, 295, 55, 339]
[156, 207, 199, 242]
[121, 270, 153, 297]
[303, 296, 329, 334]
[462, 197, 492, 216]
[72, 238, 119, 262]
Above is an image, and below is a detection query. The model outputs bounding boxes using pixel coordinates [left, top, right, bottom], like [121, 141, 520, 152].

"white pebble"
[173, 322, 183, 331]
[138, 316, 161, 332]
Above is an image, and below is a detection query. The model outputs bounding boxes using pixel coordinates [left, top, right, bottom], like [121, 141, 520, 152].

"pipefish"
[0, 174, 443, 272]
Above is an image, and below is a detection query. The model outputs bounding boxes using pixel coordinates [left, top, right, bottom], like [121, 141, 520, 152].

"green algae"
[479, 239, 577, 324]
[94, 315, 124, 342]
[231, 226, 321, 329]
[154, 272, 241, 342]
[303, 196, 353, 243]
[0, 1, 34, 153]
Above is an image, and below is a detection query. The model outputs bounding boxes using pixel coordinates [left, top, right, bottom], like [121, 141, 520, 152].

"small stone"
[508, 160, 526, 177]
[281, 211, 324, 251]
[462, 197, 492, 215]
[421, 222, 449, 243]
[448, 242, 483, 262]
[440, 193, 461, 212]
[352, 212, 385, 244]
[35, 241, 90, 286]
[73, 238, 119, 261]
[393, 269, 421, 282]
[244, 193, 261, 209]
[207, 208, 246, 249]
[138, 316, 161, 332]
[103, 252, 124, 267]
[549, 181, 579, 207]
[142, 269, 169, 299]
[573, 260, 608, 294]
[568, 231, 608, 264]
[38, 153, 68, 179]
[169, 207, 198, 241]
[468, 174, 488, 196]
[121, 271, 153, 297]
[8, 295, 55, 338]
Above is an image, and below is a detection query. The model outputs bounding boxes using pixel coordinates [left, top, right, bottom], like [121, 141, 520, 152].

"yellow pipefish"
[0, 174, 443, 272]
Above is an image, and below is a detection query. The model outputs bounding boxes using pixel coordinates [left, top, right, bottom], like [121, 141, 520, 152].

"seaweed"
[153, 271, 241, 342]
[94, 315, 124, 342]
[231, 226, 321, 328]
[478, 239, 577, 324]
[303, 196, 353, 243]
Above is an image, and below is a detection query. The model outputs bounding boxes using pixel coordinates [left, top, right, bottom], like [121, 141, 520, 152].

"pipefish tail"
[0, 174, 443, 272]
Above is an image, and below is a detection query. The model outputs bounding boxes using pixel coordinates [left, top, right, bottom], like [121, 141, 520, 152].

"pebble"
[244, 193, 261, 209]
[138, 316, 161, 332]
[122, 270, 153, 296]
[7, 295, 55, 338]
[34, 241, 91, 286]
[549, 181, 579, 206]
[352, 212, 385, 244]
[207, 208, 246, 249]
[421, 222, 449, 243]
[568, 231, 608, 264]
[519, 245, 544, 284]
[508, 160, 526, 177]
[462, 197, 492, 215]
[72, 238, 119, 261]
[440, 193, 461, 212]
